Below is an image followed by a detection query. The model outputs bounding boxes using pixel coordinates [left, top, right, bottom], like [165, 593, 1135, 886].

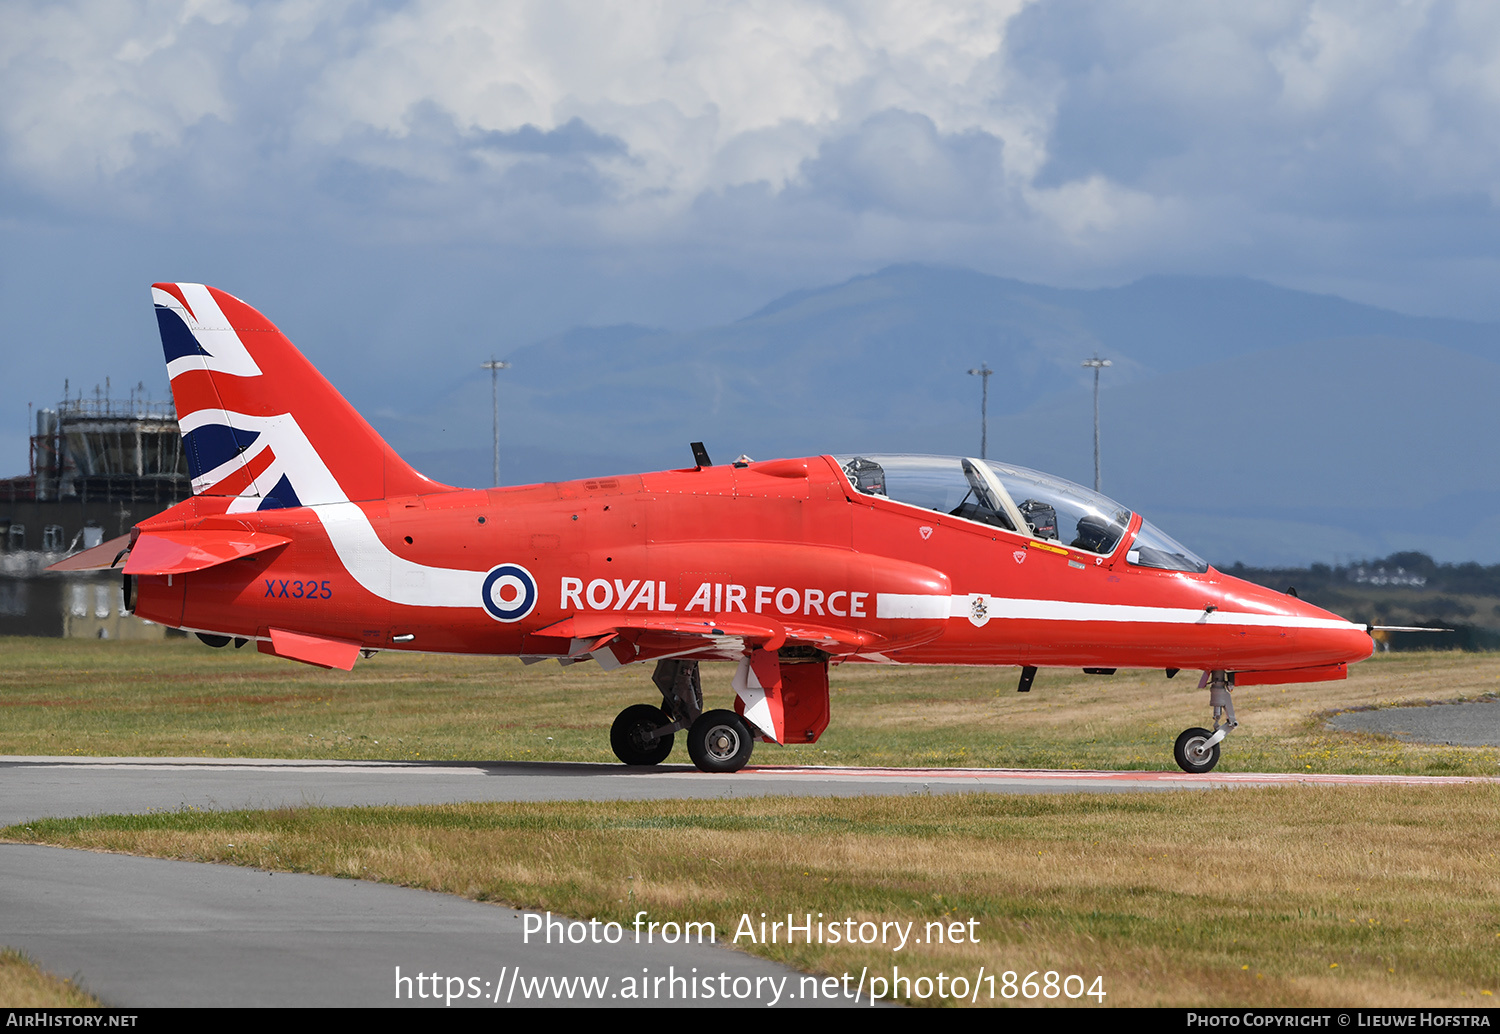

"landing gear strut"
[608, 659, 706, 768]
[1173, 670, 1236, 774]
[607, 658, 760, 773]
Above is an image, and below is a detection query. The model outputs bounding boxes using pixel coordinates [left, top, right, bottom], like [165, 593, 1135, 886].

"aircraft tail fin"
[151, 283, 445, 510]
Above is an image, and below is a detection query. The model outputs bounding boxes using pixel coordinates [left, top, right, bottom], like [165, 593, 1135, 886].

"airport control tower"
[0, 388, 191, 636]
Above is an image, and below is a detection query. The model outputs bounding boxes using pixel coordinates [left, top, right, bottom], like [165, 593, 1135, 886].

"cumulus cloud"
[0, 2, 1023, 218]
[5, 1, 1500, 314]
[1020, 1, 1500, 212]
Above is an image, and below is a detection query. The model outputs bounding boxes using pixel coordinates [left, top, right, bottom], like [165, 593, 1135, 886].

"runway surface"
[4, 755, 1496, 1007]
[7, 754, 1498, 829]
[1, 843, 823, 1008]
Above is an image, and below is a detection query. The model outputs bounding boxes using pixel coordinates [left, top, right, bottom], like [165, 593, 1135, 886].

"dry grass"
[0, 638, 1497, 774]
[9, 786, 1499, 1007]
[0, 948, 99, 1008]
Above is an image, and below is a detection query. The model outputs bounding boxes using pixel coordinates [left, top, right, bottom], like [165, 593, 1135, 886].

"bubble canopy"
[834, 454, 1209, 574]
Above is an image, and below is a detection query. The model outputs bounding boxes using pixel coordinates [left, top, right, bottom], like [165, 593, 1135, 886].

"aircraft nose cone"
[1312, 621, 1376, 665]
[1280, 594, 1374, 664]
[1222, 576, 1373, 667]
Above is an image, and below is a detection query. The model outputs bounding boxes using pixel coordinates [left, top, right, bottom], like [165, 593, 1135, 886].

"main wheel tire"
[687, 710, 754, 773]
[610, 704, 674, 766]
[1174, 727, 1221, 774]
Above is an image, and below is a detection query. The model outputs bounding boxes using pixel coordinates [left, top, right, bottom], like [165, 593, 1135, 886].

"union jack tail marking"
[152, 283, 443, 511]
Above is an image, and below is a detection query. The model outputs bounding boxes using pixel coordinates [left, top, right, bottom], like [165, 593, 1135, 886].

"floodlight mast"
[1081, 355, 1111, 492]
[481, 358, 511, 486]
[967, 363, 993, 459]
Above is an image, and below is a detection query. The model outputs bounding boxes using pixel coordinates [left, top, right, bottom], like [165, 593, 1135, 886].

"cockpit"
[836, 454, 1209, 574]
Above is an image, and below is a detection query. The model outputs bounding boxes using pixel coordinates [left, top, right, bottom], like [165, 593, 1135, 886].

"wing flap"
[528, 613, 882, 656]
[533, 613, 785, 647]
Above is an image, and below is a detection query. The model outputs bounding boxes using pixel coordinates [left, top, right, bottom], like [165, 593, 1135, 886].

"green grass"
[0, 947, 98, 1007]
[5, 639, 1499, 1007]
[1, 637, 1496, 774]
[7, 788, 1498, 1007]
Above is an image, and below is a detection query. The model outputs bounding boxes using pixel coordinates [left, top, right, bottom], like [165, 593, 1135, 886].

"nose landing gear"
[1174, 727, 1220, 774]
[1173, 670, 1236, 774]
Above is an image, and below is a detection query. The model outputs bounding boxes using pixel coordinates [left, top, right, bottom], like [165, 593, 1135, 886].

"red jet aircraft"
[61, 284, 1376, 774]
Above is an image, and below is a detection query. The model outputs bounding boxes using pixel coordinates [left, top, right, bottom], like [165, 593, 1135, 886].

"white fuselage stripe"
[875, 593, 952, 620]
[312, 502, 485, 608]
[876, 593, 1360, 631]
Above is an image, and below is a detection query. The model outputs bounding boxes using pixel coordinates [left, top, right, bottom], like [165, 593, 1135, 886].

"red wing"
[524, 613, 878, 665]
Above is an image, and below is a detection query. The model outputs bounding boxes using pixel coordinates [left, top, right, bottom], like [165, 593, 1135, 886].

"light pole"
[481, 357, 511, 486]
[1081, 355, 1111, 492]
[967, 363, 993, 459]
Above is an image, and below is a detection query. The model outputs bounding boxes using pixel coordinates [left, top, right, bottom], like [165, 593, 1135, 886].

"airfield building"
[0, 392, 190, 637]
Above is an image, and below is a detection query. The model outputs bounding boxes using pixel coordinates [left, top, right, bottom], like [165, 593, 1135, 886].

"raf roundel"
[481, 563, 538, 622]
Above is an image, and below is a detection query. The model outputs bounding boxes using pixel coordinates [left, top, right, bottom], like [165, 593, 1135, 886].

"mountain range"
[374, 264, 1500, 566]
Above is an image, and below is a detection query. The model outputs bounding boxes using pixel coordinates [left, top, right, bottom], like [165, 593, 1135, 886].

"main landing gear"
[686, 710, 754, 773]
[1173, 670, 1236, 774]
[609, 704, 675, 766]
[609, 659, 757, 773]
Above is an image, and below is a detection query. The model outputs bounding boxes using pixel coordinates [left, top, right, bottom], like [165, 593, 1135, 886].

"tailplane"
[152, 283, 444, 510]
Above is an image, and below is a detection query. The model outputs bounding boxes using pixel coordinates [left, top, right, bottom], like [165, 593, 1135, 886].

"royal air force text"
[560, 579, 869, 618]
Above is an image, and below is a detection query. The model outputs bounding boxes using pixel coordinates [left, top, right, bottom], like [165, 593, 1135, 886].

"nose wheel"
[1174, 727, 1220, 774]
[1173, 670, 1236, 774]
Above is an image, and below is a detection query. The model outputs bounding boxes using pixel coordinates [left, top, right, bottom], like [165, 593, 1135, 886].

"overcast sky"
[6, 0, 1500, 473]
